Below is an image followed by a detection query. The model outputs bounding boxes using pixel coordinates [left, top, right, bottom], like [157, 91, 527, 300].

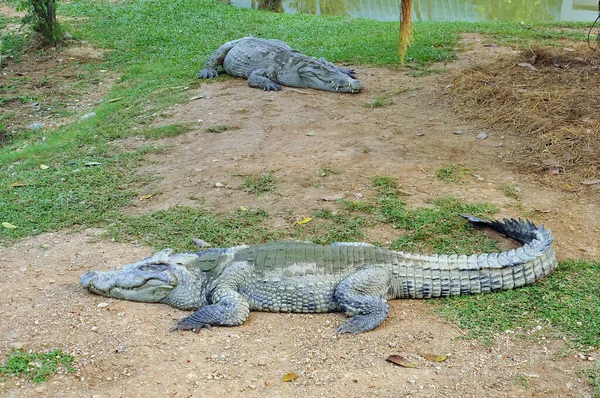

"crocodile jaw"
[81, 249, 197, 304]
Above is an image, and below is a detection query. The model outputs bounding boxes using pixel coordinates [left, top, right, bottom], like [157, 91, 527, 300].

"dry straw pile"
[451, 44, 600, 186]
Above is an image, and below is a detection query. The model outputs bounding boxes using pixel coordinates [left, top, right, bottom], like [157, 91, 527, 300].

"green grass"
[317, 165, 343, 177]
[107, 205, 283, 251]
[501, 183, 520, 198]
[0, 349, 75, 383]
[579, 361, 600, 398]
[240, 173, 277, 195]
[363, 95, 394, 108]
[204, 125, 235, 134]
[436, 260, 600, 349]
[435, 164, 473, 183]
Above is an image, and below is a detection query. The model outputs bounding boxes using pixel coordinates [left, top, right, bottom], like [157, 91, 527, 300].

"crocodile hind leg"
[199, 38, 248, 79]
[172, 290, 250, 332]
[334, 267, 391, 334]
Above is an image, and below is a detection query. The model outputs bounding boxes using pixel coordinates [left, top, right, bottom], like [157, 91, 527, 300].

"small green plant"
[0, 349, 75, 383]
[360, 146, 372, 153]
[579, 361, 600, 397]
[394, 86, 423, 94]
[317, 165, 342, 177]
[363, 95, 394, 108]
[204, 125, 234, 134]
[18, 94, 41, 104]
[18, 0, 63, 45]
[0, 32, 27, 62]
[501, 183, 520, 198]
[513, 374, 532, 390]
[435, 165, 472, 183]
[371, 175, 400, 197]
[407, 65, 448, 77]
[241, 173, 276, 195]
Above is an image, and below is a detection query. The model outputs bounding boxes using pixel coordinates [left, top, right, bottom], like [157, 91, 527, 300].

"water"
[229, 0, 599, 22]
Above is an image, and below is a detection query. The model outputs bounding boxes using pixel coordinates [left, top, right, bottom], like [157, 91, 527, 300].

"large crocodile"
[198, 37, 363, 93]
[81, 215, 557, 334]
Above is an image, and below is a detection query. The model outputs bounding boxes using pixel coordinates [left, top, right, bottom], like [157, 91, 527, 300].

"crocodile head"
[80, 249, 206, 310]
[285, 57, 363, 93]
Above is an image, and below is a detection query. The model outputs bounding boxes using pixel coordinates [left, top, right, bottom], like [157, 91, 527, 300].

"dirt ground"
[1, 33, 600, 397]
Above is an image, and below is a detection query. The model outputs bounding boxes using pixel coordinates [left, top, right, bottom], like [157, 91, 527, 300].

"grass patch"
[435, 260, 600, 348]
[363, 95, 394, 108]
[501, 183, 520, 198]
[0, 349, 75, 383]
[240, 173, 277, 195]
[317, 165, 343, 177]
[435, 164, 473, 183]
[139, 123, 195, 139]
[204, 125, 235, 134]
[108, 205, 283, 251]
[0, 32, 27, 62]
[579, 361, 600, 398]
[299, 208, 367, 244]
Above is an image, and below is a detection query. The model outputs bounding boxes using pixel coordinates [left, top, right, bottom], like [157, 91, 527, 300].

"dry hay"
[451, 44, 600, 186]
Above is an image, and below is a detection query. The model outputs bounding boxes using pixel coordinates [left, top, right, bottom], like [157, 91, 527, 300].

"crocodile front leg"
[334, 267, 391, 334]
[172, 290, 250, 332]
[247, 68, 281, 91]
[199, 38, 246, 79]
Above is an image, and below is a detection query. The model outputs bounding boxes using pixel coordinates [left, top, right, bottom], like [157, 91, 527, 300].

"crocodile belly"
[240, 274, 340, 313]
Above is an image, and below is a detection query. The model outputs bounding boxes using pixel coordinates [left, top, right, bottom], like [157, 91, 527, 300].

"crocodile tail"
[389, 215, 558, 299]
[460, 214, 554, 248]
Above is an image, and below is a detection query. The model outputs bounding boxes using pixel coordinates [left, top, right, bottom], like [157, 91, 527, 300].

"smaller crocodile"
[81, 215, 557, 335]
[198, 37, 363, 93]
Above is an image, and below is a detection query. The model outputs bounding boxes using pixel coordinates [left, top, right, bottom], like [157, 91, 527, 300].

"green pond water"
[229, 0, 599, 22]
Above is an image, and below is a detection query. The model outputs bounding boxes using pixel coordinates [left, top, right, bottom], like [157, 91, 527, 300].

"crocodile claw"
[171, 317, 212, 333]
[198, 67, 219, 79]
[262, 82, 281, 91]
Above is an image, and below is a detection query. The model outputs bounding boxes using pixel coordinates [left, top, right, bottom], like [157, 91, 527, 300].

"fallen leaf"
[582, 179, 600, 185]
[385, 354, 416, 368]
[421, 353, 448, 362]
[40, 164, 49, 170]
[518, 62, 538, 71]
[139, 194, 154, 200]
[282, 373, 298, 382]
[321, 194, 344, 201]
[192, 238, 212, 248]
[9, 182, 27, 188]
[189, 94, 206, 101]
[84, 162, 102, 167]
[297, 217, 312, 225]
[2, 222, 17, 229]
[239, 206, 248, 211]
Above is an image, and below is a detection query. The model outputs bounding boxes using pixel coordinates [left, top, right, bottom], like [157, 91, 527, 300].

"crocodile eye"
[139, 264, 169, 272]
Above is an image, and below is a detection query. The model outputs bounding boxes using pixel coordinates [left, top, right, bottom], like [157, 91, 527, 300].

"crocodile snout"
[80, 271, 98, 288]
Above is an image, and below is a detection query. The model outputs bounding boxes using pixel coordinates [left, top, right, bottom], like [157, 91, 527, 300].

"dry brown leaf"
[582, 179, 600, 185]
[421, 353, 448, 362]
[385, 354, 416, 368]
[282, 372, 298, 382]
[321, 195, 344, 201]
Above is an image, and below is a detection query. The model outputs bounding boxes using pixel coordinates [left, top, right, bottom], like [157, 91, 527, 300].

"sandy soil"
[1, 34, 599, 397]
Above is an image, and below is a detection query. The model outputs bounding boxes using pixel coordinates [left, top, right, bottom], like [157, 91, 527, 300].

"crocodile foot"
[337, 313, 386, 335]
[198, 67, 219, 79]
[170, 316, 212, 333]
